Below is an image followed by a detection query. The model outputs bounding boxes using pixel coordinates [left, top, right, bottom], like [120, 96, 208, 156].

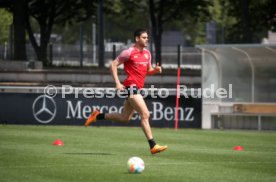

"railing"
[0, 43, 201, 69]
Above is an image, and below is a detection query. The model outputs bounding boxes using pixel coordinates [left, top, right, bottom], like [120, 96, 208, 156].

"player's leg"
[85, 99, 134, 126]
[127, 94, 167, 154]
[105, 99, 134, 122]
[127, 94, 152, 139]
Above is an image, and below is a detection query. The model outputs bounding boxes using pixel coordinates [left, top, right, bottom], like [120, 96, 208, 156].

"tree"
[12, 0, 28, 60]
[148, 0, 211, 64]
[0, 9, 12, 44]
[223, 0, 276, 43]
[0, 0, 28, 60]
[26, 0, 97, 65]
[104, 0, 149, 43]
[207, 0, 236, 43]
[116, 0, 211, 65]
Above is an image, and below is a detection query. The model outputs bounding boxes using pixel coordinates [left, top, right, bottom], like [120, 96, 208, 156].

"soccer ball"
[127, 156, 145, 173]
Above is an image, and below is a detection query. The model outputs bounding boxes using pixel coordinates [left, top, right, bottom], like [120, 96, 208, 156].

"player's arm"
[147, 62, 162, 75]
[110, 59, 125, 91]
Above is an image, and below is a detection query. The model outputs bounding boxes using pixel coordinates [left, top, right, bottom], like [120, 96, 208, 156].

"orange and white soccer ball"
[127, 156, 145, 173]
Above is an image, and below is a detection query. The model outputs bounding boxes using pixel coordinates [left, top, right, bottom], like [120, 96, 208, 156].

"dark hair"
[134, 29, 148, 41]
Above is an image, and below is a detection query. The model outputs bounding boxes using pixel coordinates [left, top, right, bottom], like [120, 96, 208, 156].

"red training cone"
[233, 146, 243, 151]
[53, 139, 64, 146]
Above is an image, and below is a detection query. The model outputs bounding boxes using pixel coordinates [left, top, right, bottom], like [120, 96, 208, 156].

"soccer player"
[85, 29, 167, 154]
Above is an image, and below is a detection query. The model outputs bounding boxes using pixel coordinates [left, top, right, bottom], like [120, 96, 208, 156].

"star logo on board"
[32, 95, 57, 124]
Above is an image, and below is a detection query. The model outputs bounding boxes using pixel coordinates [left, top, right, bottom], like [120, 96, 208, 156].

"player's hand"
[155, 62, 162, 74]
[116, 83, 125, 91]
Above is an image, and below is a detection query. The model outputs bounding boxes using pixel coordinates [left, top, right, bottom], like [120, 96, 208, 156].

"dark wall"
[0, 93, 201, 128]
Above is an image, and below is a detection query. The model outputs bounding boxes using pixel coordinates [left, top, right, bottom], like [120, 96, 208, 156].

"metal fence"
[0, 43, 201, 69]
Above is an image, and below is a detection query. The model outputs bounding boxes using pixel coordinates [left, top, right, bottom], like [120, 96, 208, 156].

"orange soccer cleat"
[84, 110, 100, 126]
[150, 144, 168, 154]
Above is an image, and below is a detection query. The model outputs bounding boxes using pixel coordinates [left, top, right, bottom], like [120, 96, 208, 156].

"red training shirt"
[117, 46, 151, 89]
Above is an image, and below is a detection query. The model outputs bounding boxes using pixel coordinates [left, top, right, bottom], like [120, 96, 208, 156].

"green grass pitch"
[0, 125, 275, 182]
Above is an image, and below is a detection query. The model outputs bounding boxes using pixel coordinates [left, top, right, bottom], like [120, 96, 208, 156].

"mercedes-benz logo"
[32, 95, 57, 124]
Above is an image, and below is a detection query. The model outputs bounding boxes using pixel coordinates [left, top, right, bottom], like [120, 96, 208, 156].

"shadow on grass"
[64, 152, 113, 156]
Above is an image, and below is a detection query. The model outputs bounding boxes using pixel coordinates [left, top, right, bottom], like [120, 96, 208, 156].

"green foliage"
[105, 0, 149, 43]
[3, 0, 275, 62]
[25, 0, 98, 63]
[208, 0, 237, 43]
[0, 9, 12, 44]
[219, 0, 276, 43]
[28, 0, 97, 25]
